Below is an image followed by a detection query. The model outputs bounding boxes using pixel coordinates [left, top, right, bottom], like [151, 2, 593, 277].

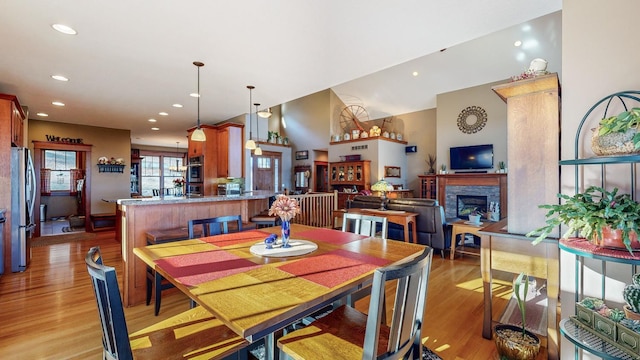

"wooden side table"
[450, 220, 485, 260]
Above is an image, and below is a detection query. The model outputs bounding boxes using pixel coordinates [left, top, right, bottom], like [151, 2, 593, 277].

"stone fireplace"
[435, 173, 507, 221]
[457, 195, 488, 220]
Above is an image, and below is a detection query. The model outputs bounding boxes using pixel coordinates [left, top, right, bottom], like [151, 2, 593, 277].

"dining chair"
[146, 215, 244, 316]
[341, 213, 389, 308]
[342, 212, 388, 239]
[188, 215, 243, 238]
[152, 189, 160, 196]
[85, 246, 249, 360]
[278, 246, 434, 360]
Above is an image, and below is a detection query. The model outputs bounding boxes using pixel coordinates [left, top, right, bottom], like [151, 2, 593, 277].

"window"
[140, 153, 185, 196]
[42, 150, 79, 193]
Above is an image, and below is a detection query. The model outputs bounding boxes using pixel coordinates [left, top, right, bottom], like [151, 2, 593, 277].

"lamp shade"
[371, 179, 394, 192]
[191, 128, 206, 141]
[245, 139, 256, 150]
[257, 108, 272, 118]
[254, 147, 263, 155]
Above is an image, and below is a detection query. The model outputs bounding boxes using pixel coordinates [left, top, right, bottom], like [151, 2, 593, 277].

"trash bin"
[40, 204, 47, 222]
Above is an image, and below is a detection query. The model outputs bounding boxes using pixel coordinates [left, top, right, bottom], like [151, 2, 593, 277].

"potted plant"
[425, 154, 437, 174]
[494, 272, 541, 360]
[592, 107, 640, 155]
[439, 164, 447, 174]
[623, 273, 640, 320]
[498, 161, 507, 173]
[526, 186, 640, 254]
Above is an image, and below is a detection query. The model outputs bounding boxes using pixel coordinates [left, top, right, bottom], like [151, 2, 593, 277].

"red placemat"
[156, 250, 261, 286]
[278, 249, 390, 288]
[295, 228, 369, 245]
[201, 230, 272, 247]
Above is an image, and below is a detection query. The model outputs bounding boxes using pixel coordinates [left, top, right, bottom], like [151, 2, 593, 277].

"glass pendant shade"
[245, 139, 256, 150]
[191, 128, 206, 141]
[254, 147, 262, 155]
[257, 108, 272, 118]
[191, 61, 206, 142]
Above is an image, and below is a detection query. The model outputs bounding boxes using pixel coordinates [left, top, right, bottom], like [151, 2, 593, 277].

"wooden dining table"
[133, 224, 426, 360]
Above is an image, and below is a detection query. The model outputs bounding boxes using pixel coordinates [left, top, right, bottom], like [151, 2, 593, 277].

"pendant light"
[257, 107, 272, 118]
[191, 61, 206, 142]
[254, 102, 263, 155]
[169, 141, 187, 172]
[245, 85, 256, 150]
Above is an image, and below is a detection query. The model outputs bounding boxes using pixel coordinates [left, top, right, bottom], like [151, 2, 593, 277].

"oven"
[187, 156, 203, 183]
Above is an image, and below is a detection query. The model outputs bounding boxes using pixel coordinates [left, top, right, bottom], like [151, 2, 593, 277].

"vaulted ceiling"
[0, 1, 562, 147]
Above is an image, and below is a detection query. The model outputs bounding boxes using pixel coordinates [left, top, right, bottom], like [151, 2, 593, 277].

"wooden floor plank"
[0, 231, 549, 359]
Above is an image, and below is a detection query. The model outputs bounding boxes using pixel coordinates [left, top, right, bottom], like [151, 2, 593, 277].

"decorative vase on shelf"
[281, 220, 291, 248]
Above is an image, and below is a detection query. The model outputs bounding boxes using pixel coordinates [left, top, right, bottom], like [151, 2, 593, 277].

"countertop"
[116, 191, 274, 206]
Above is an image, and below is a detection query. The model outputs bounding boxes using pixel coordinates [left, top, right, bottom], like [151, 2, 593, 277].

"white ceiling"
[0, 1, 562, 148]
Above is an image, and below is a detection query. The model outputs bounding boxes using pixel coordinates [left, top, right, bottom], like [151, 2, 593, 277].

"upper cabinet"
[216, 123, 242, 178]
[1, 94, 26, 147]
[187, 123, 244, 194]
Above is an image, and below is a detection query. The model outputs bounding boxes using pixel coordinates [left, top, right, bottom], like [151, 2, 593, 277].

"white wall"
[561, 1, 640, 358]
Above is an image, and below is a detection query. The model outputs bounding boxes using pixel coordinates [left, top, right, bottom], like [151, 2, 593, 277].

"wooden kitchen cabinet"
[1, 94, 26, 147]
[187, 122, 244, 195]
[216, 123, 242, 178]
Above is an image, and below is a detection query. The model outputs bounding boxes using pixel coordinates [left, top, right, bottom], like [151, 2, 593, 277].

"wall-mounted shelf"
[98, 164, 125, 173]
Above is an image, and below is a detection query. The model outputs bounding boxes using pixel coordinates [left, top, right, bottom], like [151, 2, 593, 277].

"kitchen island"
[117, 191, 273, 307]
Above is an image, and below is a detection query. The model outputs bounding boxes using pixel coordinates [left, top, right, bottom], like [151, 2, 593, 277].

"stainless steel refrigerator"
[10, 147, 35, 273]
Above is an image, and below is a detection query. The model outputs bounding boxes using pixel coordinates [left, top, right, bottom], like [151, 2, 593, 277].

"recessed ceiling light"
[151, 127, 160, 131]
[52, 101, 65, 106]
[36, 112, 49, 117]
[51, 24, 77, 35]
[51, 75, 69, 81]
[190, 93, 200, 98]
[159, 112, 168, 116]
[148, 118, 157, 122]
[514, 40, 522, 47]
[412, 71, 419, 77]
[172, 104, 183, 108]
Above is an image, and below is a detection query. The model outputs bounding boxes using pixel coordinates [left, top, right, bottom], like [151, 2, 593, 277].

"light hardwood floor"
[0, 231, 549, 359]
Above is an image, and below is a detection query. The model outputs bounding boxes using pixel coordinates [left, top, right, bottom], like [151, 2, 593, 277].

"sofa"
[346, 196, 448, 257]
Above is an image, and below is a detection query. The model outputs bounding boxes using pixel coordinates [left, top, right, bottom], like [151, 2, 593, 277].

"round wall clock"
[457, 106, 487, 134]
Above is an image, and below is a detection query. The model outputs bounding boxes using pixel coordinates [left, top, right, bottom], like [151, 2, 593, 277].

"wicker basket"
[591, 126, 640, 156]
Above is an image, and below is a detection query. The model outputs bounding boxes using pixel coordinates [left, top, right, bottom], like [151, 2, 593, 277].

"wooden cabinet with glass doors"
[329, 160, 371, 208]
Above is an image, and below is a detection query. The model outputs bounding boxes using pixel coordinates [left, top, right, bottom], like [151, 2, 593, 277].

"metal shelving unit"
[561, 91, 640, 359]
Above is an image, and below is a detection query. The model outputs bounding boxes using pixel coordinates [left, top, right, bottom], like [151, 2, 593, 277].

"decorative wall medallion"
[457, 106, 487, 134]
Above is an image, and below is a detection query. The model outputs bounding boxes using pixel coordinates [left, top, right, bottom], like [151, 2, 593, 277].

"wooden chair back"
[85, 246, 133, 359]
[342, 212, 388, 239]
[364, 246, 433, 359]
[86, 246, 249, 359]
[188, 215, 243, 238]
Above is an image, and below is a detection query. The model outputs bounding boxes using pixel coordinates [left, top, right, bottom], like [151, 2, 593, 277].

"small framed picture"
[384, 166, 401, 178]
[295, 150, 309, 160]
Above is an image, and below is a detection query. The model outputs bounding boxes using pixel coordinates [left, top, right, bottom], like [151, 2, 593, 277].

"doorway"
[252, 150, 282, 192]
[314, 161, 328, 192]
[32, 141, 92, 237]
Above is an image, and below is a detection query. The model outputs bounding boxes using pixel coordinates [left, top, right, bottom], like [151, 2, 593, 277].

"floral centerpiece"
[173, 178, 186, 188]
[268, 194, 301, 248]
[371, 179, 394, 210]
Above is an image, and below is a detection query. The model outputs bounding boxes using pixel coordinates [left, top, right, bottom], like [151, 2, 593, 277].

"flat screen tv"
[449, 144, 494, 171]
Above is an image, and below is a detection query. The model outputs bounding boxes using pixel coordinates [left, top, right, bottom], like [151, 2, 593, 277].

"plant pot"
[591, 126, 640, 156]
[494, 324, 541, 360]
[624, 304, 640, 320]
[594, 226, 640, 251]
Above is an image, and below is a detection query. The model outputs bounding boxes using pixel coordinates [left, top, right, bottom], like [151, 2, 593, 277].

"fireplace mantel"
[435, 173, 507, 220]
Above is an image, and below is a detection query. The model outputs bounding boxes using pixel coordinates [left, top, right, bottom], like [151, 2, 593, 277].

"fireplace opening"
[457, 195, 488, 220]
